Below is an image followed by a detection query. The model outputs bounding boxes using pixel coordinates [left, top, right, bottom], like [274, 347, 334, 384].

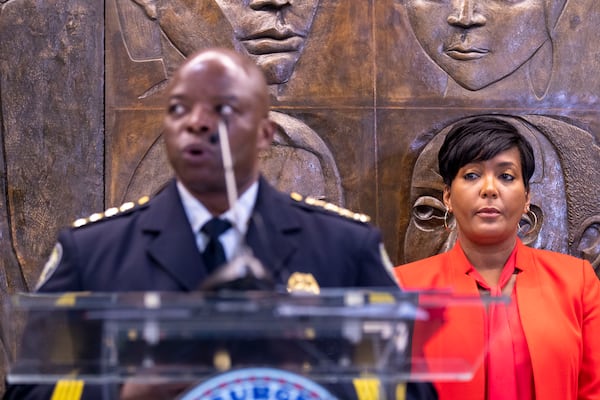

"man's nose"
[447, 0, 486, 28]
[186, 106, 217, 135]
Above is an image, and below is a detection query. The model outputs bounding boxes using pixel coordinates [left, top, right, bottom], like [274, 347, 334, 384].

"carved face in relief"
[403, 0, 550, 90]
[214, 0, 320, 85]
[139, 0, 320, 85]
[403, 116, 569, 263]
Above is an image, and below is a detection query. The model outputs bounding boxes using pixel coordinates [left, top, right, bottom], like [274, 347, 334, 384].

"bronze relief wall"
[0, 0, 598, 294]
[377, 0, 600, 268]
[0, 0, 597, 393]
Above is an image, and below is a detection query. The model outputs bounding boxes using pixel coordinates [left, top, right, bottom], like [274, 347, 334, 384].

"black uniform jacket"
[38, 177, 396, 292]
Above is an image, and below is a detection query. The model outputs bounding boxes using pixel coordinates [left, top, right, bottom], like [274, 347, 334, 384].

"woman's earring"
[444, 208, 453, 231]
[518, 209, 539, 236]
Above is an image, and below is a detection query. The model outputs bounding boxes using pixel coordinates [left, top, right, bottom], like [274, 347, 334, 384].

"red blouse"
[467, 246, 535, 400]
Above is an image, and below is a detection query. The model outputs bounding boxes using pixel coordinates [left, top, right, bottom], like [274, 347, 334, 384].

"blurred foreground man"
[5, 49, 436, 400]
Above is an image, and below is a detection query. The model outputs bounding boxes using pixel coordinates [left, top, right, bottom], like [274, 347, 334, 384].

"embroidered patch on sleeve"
[35, 243, 63, 291]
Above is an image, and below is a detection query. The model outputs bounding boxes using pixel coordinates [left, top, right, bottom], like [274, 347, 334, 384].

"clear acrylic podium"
[4, 289, 506, 399]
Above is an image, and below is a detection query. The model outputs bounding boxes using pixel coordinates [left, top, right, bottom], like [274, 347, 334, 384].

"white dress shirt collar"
[176, 180, 259, 256]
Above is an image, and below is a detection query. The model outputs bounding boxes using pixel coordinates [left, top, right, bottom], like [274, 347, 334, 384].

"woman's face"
[404, 119, 570, 263]
[404, 0, 549, 90]
[443, 147, 530, 247]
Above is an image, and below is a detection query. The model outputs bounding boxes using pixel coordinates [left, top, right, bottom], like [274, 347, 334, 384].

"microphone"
[216, 105, 237, 210]
[199, 105, 275, 292]
[208, 105, 233, 144]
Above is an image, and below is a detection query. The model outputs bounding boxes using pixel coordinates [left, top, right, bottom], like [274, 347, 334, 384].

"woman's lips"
[477, 207, 501, 218]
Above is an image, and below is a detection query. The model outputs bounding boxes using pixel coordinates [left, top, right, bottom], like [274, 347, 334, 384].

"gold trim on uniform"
[88, 213, 103, 222]
[290, 192, 303, 202]
[286, 272, 320, 295]
[304, 327, 316, 339]
[70, 196, 151, 227]
[213, 349, 232, 372]
[104, 207, 119, 217]
[119, 202, 135, 212]
[289, 193, 371, 223]
[72, 218, 87, 228]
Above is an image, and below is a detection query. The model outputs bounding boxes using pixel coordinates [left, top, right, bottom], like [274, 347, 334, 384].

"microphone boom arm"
[217, 115, 238, 210]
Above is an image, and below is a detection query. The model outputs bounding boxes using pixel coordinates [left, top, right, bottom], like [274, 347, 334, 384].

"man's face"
[163, 52, 272, 196]
[404, 0, 548, 90]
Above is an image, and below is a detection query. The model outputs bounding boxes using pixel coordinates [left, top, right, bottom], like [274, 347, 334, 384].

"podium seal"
[178, 367, 338, 400]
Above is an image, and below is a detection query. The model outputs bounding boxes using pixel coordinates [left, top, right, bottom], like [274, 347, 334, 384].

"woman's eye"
[500, 173, 515, 181]
[411, 195, 446, 231]
[464, 172, 479, 180]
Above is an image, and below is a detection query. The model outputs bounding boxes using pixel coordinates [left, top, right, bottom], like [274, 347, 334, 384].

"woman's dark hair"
[438, 116, 536, 190]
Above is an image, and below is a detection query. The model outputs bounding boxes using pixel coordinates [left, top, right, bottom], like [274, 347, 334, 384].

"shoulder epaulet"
[71, 196, 151, 228]
[290, 192, 371, 223]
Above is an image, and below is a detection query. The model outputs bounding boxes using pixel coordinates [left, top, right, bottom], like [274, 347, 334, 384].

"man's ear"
[257, 118, 276, 151]
[132, 0, 157, 19]
[573, 216, 600, 274]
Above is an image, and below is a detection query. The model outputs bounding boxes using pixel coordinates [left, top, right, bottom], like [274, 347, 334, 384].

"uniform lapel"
[140, 180, 207, 290]
[139, 178, 302, 289]
[245, 178, 299, 282]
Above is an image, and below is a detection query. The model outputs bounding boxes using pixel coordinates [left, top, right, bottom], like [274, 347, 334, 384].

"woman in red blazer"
[395, 116, 600, 400]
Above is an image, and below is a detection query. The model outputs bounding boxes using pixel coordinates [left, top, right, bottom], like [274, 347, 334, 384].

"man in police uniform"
[5, 49, 436, 400]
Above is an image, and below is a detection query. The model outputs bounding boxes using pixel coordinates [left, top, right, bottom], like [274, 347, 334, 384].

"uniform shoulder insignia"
[35, 242, 63, 291]
[71, 195, 151, 228]
[289, 192, 371, 223]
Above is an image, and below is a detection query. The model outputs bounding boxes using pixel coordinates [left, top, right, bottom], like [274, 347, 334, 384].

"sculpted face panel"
[214, 0, 320, 84]
[151, 1, 225, 56]
[138, 0, 319, 84]
[404, 0, 549, 90]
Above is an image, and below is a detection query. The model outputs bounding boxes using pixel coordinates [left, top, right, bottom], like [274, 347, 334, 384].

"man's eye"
[216, 104, 235, 117]
[168, 103, 186, 116]
[411, 196, 446, 231]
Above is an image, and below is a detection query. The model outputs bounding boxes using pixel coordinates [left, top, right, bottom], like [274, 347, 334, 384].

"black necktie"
[201, 218, 232, 273]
